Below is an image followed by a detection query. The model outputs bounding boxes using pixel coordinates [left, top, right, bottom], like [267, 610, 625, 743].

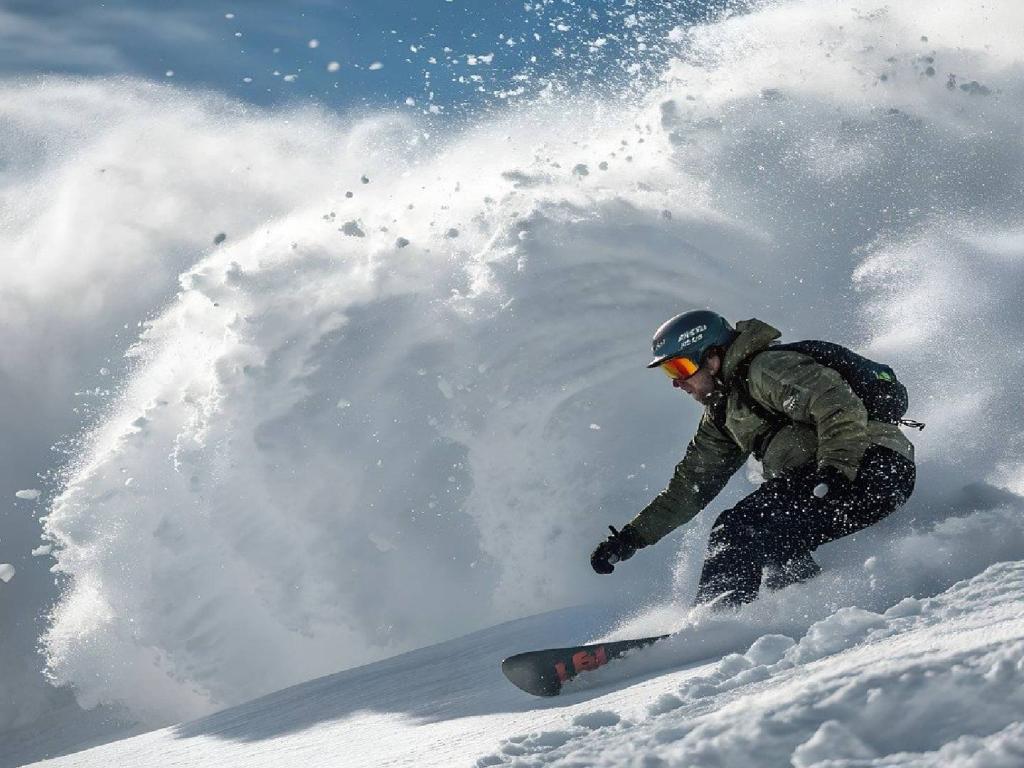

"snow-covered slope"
[24, 560, 1024, 767]
[6, 0, 1024, 763]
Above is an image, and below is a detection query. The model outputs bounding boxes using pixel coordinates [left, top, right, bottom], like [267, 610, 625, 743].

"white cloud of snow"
[0, 78, 412, 733]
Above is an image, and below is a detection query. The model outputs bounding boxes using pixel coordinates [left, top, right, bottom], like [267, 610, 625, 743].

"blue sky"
[0, 0, 729, 115]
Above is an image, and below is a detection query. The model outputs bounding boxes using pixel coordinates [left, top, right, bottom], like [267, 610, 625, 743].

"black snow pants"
[694, 445, 915, 608]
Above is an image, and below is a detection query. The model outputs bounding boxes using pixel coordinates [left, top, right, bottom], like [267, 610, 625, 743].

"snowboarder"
[590, 310, 917, 607]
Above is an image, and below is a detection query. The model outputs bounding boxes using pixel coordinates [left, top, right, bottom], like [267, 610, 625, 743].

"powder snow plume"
[31, 0, 1024, 725]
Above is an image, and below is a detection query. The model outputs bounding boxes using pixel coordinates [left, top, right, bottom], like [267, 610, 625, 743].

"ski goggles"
[659, 356, 699, 381]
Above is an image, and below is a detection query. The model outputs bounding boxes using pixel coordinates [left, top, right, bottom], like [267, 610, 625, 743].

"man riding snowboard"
[591, 310, 917, 607]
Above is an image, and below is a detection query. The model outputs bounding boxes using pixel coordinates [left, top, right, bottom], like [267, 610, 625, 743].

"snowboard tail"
[501, 634, 670, 696]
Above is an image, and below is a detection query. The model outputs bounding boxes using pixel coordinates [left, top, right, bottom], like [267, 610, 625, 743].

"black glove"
[811, 464, 852, 499]
[591, 524, 646, 575]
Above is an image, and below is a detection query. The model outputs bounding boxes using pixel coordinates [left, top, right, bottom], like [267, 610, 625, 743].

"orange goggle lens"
[660, 357, 699, 380]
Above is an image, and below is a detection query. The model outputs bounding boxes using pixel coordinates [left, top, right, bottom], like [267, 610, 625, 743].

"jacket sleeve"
[628, 413, 747, 545]
[746, 351, 871, 481]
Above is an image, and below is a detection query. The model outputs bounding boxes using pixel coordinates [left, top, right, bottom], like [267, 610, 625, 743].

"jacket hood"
[719, 318, 781, 384]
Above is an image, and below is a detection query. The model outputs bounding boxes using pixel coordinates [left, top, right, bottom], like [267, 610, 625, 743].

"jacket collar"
[718, 318, 782, 385]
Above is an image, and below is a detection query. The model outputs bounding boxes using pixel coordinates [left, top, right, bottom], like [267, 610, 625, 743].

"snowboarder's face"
[672, 354, 721, 405]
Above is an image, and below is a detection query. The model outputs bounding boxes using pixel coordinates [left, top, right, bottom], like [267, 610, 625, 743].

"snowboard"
[501, 634, 670, 696]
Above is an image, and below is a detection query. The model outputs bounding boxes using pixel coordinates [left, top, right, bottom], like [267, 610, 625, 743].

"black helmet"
[646, 309, 736, 369]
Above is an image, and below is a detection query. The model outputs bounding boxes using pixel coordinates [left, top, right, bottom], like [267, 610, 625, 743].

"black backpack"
[738, 341, 923, 458]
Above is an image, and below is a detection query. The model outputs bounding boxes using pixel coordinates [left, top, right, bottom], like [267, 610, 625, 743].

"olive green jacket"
[628, 319, 915, 546]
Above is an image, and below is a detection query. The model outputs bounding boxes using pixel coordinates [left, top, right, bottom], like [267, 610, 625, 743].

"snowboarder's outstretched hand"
[591, 524, 645, 574]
